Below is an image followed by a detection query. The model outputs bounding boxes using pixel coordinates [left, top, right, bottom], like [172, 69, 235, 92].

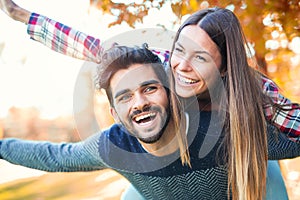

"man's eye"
[144, 86, 157, 93]
[118, 94, 132, 102]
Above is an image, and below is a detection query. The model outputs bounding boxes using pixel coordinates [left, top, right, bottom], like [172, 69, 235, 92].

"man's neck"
[139, 119, 179, 157]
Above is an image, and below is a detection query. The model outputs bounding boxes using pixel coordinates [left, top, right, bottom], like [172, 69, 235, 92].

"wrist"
[13, 6, 31, 24]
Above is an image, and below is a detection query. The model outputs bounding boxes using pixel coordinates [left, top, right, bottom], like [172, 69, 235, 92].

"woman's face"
[171, 25, 222, 99]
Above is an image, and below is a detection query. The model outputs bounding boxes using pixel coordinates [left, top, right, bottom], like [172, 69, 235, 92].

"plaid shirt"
[27, 13, 300, 141]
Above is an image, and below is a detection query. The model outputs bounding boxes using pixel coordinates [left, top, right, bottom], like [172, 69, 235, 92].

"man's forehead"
[110, 64, 161, 94]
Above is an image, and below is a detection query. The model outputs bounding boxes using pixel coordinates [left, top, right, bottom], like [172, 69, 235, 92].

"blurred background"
[0, 0, 299, 199]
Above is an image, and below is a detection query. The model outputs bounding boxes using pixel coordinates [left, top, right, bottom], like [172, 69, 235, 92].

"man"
[1, 44, 296, 200]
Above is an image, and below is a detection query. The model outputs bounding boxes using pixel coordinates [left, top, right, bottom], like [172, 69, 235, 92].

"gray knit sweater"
[1, 111, 299, 199]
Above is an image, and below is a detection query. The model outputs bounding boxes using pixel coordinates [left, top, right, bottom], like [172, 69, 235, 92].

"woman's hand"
[0, 0, 31, 23]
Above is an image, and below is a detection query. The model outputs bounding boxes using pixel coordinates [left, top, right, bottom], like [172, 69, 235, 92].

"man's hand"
[0, 0, 31, 23]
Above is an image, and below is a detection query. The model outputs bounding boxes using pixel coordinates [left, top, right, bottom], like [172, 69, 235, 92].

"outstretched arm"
[27, 13, 102, 63]
[263, 76, 300, 142]
[1, 0, 170, 65]
[267, 124, 300, 160]
[0, 133, 105, 172]
[1, 0, 102, 63]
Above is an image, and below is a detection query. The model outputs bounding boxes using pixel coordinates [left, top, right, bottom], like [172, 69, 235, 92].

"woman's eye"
[195, 55, 206, 62]
[174, 47, 184, 55]
[174, 47, 183, 52]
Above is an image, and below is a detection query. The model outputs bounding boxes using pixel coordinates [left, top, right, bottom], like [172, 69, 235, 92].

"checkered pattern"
[27, 13, 300, 141]
[263, 77, 300, 141]
[27, 13, 102, 63]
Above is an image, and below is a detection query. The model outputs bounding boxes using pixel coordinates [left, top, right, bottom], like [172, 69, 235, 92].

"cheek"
[193, 63, 220, 81]
[115, 105, 130, 118]
[162, 96, 169, 109]
[152, 93, 169, 109]
[170, 55, 179, 70]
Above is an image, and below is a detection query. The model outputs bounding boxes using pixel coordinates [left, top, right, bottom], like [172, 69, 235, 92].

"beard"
[137, 115, 169, 144]
[120, 105, 170, 144]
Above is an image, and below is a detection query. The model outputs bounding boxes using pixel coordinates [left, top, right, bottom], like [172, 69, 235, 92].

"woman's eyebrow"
[176, 42, 185, 50]
[177, 41, 212, 57]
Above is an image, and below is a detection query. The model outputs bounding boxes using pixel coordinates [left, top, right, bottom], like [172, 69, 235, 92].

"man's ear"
[110, 107, 120, 123]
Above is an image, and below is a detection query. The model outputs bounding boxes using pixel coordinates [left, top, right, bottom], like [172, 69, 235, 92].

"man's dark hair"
[97, 45, 169, 107]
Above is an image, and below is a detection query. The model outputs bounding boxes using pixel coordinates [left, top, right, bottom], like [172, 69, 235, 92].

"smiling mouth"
[177, 73, 199, 84]
[133, 112, 157, 125]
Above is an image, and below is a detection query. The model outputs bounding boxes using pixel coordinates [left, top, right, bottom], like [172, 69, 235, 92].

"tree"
[90, 0, 300, 102]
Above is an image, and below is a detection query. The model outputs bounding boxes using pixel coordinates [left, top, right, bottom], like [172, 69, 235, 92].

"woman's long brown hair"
[170, 8, 270, 200]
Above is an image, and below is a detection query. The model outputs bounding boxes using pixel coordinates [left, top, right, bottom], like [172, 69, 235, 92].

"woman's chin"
[175, 86, 197, 99]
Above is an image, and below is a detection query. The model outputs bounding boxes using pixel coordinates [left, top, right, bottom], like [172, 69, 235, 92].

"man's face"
[110, 64, 170, 144]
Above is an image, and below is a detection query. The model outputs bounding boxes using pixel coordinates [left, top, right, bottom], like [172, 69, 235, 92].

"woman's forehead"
[178, 25, 220, 55]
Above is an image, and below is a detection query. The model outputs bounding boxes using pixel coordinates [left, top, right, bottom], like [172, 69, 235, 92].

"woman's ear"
[220, 70, 227, 77]
[110, 107, 120, 123]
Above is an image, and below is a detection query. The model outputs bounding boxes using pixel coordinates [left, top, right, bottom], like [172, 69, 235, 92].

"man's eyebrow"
[114, 89, 130, 99]
[114, 80, 161, 99]
[140, 80, 160, 87]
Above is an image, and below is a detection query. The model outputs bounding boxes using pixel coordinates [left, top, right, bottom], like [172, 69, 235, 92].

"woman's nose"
[176, 58, 193, 72]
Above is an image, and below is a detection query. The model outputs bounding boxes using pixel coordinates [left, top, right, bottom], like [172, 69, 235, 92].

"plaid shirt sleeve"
[27, 13, 102, 63]
[27, 13, 172, 65]
[262, 76, 300, 142]
[26, 13, 172, 66]
[151, 49, 170, 66]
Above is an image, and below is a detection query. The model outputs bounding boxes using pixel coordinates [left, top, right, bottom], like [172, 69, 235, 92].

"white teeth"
[178, 74, 198, 84]
[135, 112, 156, 122]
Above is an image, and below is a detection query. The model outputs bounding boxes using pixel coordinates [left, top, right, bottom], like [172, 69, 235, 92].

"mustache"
[130, 106, 161, 118]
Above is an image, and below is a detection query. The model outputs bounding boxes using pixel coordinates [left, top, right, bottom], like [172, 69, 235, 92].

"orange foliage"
[89, 0, 300, 103]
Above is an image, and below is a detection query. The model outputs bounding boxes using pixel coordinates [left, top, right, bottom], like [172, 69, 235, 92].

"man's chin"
[137, 131, 164, 144]
[138, 137, 158, 144]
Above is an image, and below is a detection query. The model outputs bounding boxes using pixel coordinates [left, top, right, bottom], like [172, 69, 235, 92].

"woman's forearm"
[0, 0, 31, 23]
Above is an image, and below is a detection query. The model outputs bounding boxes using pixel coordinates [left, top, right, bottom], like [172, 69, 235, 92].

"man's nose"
[132, 93, 150, 111]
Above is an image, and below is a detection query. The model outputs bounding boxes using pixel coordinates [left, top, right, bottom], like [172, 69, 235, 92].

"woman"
[168, 8, 299, 199]
[1, 1, 299, 199]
